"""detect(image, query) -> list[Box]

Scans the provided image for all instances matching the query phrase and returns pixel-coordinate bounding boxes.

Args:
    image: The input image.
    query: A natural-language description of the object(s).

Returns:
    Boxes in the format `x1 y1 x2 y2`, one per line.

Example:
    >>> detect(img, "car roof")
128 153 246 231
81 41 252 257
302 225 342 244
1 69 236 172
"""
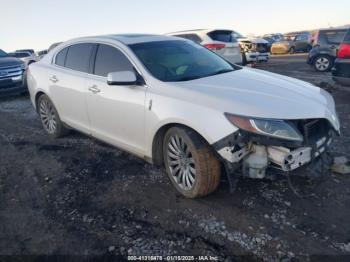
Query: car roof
67 34 182 45
167 29 236 35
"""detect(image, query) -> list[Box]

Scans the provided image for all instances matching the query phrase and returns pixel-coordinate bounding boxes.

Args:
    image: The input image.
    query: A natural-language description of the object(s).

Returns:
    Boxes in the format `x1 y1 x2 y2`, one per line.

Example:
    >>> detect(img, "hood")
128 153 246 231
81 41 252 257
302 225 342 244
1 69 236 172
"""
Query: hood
169 68 339 131
238 37 268 44
0 56 23 68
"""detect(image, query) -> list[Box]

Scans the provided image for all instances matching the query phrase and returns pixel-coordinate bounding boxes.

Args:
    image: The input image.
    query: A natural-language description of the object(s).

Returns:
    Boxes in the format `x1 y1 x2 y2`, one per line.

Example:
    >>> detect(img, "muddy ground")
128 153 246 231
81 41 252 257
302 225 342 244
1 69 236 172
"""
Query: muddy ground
0 54 350 261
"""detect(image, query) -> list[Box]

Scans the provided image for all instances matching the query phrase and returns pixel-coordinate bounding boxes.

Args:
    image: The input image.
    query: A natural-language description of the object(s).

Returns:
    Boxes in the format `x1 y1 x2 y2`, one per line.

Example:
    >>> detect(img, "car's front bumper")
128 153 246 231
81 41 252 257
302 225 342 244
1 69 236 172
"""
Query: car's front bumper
245 52 270 63
213 122 336 179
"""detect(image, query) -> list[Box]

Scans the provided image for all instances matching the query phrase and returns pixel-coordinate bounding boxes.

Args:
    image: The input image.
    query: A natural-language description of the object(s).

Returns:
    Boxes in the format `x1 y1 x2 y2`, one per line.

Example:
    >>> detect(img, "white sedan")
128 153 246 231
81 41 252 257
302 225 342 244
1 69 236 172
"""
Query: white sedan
27 34 340 198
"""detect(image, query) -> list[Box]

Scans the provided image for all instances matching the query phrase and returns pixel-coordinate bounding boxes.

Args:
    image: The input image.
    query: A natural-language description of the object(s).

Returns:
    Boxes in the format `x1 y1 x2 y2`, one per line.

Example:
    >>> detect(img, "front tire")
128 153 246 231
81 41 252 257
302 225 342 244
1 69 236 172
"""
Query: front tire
289 47 295 54
163 127 221 198
38 94 69 138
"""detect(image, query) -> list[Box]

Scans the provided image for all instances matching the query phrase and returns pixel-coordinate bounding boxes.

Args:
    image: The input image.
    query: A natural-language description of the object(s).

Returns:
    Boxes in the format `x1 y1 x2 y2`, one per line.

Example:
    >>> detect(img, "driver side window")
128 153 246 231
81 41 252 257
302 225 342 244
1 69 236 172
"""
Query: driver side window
94 44 134 77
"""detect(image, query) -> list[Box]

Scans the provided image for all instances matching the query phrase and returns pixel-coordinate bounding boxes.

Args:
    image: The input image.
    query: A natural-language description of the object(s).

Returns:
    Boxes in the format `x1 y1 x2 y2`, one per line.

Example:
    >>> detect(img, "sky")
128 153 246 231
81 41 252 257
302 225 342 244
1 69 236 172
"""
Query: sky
1 0 349 52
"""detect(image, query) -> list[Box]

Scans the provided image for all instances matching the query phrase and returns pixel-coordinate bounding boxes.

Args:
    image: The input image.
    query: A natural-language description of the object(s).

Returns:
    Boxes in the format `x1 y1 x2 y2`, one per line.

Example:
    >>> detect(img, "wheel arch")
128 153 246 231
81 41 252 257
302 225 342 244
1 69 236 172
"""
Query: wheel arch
34 91 46 112
151 122 211 166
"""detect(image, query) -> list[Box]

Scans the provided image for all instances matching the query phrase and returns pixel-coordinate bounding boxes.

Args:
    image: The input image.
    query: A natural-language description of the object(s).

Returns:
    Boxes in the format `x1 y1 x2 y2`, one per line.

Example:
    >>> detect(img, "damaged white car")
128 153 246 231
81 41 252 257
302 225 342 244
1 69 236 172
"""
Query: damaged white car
27 35 340 198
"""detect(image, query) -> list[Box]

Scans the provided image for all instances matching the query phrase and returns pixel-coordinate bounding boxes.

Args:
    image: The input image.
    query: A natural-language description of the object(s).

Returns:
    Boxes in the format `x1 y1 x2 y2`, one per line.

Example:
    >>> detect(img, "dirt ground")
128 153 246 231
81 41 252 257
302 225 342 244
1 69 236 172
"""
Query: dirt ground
0 54 350 261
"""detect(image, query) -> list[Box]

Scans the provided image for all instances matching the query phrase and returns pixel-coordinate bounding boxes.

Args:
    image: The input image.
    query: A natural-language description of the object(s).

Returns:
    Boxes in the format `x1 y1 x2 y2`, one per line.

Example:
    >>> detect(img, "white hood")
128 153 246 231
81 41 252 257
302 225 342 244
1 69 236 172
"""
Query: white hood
169 68 340 131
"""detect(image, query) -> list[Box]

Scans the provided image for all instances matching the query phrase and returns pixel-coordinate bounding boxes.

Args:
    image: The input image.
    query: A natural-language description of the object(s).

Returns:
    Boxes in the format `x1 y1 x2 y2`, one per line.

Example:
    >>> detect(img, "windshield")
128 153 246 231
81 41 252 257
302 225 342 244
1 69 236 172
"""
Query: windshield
129 40 235 82
0 49 8 58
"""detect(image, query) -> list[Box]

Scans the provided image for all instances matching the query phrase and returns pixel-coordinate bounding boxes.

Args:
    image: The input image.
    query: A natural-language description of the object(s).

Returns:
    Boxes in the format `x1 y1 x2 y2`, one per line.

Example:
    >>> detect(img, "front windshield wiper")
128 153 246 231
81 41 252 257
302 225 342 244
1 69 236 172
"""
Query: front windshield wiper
173 75 204 82
172 69 234 82
208 68 234 77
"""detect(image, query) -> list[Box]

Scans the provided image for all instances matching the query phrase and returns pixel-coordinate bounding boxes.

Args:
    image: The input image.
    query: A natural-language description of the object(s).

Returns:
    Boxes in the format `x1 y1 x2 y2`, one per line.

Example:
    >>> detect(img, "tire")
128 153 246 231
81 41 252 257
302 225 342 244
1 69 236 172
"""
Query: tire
241 53 247 66
163 127 221 198
37 94 69 138
313 55 333 72
289 47 295 54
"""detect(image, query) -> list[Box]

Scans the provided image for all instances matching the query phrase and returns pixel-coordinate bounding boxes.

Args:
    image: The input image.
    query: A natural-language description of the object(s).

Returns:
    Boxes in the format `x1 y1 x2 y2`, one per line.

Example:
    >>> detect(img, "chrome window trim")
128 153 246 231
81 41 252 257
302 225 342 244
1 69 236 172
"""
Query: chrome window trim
51 40 147 85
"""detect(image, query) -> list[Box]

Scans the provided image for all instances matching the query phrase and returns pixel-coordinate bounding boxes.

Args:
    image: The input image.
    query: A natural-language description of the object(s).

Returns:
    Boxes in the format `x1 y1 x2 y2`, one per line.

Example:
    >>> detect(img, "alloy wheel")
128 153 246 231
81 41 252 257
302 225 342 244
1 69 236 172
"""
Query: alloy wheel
39 99 57 134
315 57 330 71
166 135 196 190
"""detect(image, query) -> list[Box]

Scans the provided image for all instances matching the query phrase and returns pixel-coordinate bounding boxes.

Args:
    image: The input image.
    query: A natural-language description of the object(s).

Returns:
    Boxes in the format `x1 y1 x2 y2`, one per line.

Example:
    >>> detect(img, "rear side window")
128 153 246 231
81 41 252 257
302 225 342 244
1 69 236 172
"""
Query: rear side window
174 34 202 44
295 34 308 41
207 30 238 43
65 43 94 73
344 30 350 43
55 47 68 67
319 30 347 45
93 44 134 77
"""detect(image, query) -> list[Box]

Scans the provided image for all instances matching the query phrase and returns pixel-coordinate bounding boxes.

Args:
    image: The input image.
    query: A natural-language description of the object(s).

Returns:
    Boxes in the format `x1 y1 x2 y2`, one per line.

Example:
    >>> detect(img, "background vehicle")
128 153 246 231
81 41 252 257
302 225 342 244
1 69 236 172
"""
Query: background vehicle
238 34 270 65
8 51 38 67
271 32 312 54
48 42 63 53
0 49 27 96
15 49 35 55
307 28 347 72
167 29 242 64
36 50 48 60
333 28 350 86
262 33 284 52
28 35 339 198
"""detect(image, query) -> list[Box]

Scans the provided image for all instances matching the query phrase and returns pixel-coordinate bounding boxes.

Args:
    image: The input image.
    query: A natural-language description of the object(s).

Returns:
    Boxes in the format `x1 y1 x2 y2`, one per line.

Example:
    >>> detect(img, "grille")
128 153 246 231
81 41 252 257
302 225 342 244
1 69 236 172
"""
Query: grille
0 65 23 81
256 43 268 53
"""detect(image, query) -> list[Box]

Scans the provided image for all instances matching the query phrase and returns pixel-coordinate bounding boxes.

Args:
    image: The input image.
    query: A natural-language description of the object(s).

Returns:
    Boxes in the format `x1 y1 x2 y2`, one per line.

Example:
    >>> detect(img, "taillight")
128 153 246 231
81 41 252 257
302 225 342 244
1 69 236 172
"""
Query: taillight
204 43 226 50
338 43 350 59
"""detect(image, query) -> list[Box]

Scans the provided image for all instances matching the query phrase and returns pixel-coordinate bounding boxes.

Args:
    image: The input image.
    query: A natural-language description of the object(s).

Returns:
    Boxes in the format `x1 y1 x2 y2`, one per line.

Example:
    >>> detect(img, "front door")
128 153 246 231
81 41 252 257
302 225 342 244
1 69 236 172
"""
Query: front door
86 44 147 156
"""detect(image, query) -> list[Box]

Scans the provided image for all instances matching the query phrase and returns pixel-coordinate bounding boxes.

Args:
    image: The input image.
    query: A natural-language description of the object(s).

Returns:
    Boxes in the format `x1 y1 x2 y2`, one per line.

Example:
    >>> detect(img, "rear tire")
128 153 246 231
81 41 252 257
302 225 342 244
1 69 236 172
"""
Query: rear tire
38 94 69 138
313 55 333 72
163 127 221 198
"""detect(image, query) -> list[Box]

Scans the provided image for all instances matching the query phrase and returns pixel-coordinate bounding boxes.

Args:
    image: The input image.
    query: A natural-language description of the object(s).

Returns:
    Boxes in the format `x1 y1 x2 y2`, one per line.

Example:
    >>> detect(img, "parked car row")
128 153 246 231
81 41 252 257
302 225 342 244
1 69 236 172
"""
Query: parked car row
168 29 270 65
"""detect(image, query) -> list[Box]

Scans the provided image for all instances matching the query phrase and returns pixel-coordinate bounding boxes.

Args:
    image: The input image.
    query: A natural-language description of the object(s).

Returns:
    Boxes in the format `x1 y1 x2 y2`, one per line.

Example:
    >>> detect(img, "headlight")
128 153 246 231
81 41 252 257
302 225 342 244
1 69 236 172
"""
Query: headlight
225 113 303 142
20 63 26 70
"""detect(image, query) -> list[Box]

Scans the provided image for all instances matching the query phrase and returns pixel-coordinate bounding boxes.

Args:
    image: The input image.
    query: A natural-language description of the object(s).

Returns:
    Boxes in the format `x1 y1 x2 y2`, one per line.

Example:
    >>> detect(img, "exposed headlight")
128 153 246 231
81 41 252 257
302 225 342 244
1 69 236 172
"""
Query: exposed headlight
225 113 303 142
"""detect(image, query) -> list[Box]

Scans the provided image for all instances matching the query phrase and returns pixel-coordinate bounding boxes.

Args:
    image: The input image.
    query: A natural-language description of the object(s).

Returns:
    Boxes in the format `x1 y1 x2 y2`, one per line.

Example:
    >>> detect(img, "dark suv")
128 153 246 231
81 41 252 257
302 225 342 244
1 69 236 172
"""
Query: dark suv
332 28 350 86
0 49 26 97
307 29 347 72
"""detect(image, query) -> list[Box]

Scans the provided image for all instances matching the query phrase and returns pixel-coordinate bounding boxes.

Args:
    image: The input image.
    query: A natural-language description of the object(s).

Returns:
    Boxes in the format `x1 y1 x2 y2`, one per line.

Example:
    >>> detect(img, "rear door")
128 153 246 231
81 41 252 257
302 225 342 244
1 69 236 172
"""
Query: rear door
319 30 347 57
85 43 147 155
49 43 94 133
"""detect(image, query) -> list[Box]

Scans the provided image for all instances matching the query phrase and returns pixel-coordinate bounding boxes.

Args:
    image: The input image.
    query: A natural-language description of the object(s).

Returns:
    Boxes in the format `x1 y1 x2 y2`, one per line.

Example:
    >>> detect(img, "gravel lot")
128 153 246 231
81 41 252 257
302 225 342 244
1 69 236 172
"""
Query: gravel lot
1 54 350 261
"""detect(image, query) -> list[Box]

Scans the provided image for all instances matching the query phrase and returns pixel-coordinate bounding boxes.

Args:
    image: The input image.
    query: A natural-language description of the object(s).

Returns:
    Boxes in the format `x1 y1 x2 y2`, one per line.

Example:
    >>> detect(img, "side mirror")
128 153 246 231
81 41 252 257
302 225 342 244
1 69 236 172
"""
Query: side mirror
107 71 138 86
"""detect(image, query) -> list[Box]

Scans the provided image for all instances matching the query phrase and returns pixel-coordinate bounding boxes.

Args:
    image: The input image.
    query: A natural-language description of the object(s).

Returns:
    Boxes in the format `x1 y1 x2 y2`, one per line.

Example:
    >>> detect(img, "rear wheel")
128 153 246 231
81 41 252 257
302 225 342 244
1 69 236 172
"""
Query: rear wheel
314 55 332 72
163 127 221 198
38 94 69 138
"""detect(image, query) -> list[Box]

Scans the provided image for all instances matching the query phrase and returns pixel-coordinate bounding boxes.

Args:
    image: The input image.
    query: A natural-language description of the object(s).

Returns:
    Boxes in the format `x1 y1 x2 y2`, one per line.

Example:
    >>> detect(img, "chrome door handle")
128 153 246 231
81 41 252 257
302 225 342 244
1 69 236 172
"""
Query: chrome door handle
88 85 101 94
49 75 59 83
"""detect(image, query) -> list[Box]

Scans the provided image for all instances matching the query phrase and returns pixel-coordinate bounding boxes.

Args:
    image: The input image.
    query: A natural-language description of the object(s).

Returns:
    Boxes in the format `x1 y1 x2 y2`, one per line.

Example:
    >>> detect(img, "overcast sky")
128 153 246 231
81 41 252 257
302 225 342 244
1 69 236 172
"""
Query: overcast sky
1 0 349 52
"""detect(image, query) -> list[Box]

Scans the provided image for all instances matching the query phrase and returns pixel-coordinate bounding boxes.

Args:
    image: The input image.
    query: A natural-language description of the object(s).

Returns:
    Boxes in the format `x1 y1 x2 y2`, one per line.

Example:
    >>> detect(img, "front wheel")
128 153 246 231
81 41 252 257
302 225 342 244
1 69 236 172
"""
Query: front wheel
289 47 295 54
163 127 221 198
38 94 69 138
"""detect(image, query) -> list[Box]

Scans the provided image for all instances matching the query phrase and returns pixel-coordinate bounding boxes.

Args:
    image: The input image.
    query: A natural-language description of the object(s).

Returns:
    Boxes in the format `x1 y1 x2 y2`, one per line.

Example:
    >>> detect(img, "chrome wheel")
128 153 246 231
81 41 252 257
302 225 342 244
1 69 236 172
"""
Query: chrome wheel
315 57 330 71
167 135 196 190
39 99 57 134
